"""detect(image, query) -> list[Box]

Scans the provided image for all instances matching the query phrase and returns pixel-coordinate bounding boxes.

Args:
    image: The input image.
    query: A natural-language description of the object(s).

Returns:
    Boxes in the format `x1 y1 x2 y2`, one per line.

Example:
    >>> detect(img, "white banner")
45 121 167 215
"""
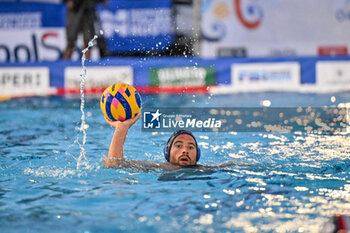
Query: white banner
64 66 134 89
0 67 51 96
0 29 66 63
316 61 350 86
201 0 350 57
231 62 301 91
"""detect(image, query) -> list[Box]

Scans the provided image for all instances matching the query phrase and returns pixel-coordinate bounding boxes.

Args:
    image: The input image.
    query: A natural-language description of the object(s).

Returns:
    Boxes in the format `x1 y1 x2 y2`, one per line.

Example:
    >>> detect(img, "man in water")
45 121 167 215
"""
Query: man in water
104 113 237 170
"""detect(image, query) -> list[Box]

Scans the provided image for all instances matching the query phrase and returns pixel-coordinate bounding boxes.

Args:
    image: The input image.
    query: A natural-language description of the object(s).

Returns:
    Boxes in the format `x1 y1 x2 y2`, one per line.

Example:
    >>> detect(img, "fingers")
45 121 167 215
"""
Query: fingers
125 112 141 127
104 117 116 127
105 113 141 128
133 112 141 122
104 116 111 124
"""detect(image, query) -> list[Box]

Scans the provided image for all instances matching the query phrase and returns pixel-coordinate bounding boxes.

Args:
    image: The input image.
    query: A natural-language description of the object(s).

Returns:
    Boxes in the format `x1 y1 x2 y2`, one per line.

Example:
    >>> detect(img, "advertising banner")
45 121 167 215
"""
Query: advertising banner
231 62 300 91
316 61 350 86
64 66 133 91
150 67 216 87
0 67 51 97
98 0 174 53
201 0 350 57
0 2 66 63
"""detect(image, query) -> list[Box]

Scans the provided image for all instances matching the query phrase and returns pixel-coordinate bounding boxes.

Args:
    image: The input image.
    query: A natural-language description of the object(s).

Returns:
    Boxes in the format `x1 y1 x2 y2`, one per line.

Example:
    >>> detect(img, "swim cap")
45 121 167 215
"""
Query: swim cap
163 130 201 162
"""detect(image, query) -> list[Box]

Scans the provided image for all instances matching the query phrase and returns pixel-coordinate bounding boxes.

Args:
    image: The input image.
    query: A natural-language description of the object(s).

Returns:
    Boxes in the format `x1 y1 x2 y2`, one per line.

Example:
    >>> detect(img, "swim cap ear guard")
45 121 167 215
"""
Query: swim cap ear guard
163 130 201 163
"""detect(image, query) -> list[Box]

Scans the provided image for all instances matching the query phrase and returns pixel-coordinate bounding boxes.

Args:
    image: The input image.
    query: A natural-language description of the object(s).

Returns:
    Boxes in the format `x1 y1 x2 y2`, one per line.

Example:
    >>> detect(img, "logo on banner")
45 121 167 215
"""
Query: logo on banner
231 62 300 90
143 109 162 129
238 70 292 82
100 9 172 38
0 67 50 97
316 61 350 85
0 3 66 62
318 46 348 56
98 3 174 53
142 108 222 131
64 66 134 89
0 31 64 63
0 12 42 29
150 67 216 87
234 0 263 30
335 4 350 22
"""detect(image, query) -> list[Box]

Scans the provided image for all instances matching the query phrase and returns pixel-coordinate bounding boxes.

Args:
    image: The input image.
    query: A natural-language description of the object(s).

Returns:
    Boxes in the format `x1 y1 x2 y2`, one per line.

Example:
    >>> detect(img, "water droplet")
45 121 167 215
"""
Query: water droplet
260 100 271 107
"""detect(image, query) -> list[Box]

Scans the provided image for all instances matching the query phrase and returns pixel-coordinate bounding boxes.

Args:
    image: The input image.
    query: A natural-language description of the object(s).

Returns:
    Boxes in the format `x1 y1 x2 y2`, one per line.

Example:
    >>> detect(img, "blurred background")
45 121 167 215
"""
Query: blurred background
1 0 350 97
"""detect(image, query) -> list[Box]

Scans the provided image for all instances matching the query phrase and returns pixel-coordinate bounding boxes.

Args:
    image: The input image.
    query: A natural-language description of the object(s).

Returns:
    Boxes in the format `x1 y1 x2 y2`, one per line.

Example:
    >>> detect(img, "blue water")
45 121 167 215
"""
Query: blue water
1 93 350 233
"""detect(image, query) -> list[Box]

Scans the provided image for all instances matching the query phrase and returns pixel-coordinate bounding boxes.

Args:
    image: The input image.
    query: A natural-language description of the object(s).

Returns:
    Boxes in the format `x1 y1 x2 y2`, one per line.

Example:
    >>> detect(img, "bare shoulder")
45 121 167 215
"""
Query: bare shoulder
104 158 249 171
104 158 181 171
197 161 250 169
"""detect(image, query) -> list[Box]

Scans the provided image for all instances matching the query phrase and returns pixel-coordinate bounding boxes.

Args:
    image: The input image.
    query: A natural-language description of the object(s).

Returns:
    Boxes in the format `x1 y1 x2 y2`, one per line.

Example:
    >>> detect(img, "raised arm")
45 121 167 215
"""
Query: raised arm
104 113 141 167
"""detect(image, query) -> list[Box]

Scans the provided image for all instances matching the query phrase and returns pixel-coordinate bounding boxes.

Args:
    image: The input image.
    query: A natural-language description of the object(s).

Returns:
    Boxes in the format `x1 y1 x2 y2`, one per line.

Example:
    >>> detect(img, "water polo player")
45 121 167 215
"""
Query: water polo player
104 114 237 170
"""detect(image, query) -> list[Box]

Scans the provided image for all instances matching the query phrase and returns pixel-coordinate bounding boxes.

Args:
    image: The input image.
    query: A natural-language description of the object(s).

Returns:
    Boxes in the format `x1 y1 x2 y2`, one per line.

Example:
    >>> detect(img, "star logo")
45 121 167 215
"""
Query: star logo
151 109 162 122
143 109 162 129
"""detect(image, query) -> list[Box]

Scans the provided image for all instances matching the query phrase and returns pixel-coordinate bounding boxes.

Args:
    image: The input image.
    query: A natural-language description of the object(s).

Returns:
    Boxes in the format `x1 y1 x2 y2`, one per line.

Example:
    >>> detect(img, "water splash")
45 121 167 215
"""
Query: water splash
76 35 98 169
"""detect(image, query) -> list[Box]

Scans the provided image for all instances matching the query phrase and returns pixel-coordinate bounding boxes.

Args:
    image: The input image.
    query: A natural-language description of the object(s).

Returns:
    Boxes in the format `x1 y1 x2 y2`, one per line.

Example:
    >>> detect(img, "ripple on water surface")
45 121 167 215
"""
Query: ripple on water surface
0 94 350 233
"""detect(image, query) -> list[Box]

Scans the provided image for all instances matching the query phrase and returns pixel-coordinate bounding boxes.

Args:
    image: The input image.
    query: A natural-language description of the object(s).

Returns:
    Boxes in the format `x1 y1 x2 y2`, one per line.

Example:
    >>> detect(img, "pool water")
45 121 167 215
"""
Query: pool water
1 93 350 233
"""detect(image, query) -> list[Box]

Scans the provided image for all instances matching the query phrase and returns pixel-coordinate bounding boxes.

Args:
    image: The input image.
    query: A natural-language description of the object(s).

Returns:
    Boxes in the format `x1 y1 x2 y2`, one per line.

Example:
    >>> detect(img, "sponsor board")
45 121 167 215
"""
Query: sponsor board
201 0 350 57
64 66 133 90
231 62 300 91
318 46 348 56
316 61 350 85
0 67 50 96
98 0 174 53
217 47 247 57
150 67 216 87
142 107 349 133
0 2 66 63
0 29 65 63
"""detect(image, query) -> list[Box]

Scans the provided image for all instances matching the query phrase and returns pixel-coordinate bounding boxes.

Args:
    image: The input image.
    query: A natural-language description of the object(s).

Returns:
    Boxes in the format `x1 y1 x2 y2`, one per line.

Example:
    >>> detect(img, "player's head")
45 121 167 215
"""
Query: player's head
163 130 201 166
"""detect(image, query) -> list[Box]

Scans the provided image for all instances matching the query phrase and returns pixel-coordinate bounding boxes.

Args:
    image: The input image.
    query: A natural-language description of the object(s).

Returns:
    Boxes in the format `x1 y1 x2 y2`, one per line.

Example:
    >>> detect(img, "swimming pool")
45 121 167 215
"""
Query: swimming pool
1 92 350 233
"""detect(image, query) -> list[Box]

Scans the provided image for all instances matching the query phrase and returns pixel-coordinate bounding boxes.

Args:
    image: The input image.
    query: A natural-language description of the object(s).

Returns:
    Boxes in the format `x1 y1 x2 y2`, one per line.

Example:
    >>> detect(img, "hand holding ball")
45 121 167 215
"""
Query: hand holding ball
100 83 142 122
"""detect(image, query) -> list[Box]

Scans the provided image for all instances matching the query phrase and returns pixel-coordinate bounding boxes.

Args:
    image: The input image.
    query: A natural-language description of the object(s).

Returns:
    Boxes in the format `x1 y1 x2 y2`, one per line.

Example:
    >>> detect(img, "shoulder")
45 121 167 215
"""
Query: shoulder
104 158 177 171
195 161 246 169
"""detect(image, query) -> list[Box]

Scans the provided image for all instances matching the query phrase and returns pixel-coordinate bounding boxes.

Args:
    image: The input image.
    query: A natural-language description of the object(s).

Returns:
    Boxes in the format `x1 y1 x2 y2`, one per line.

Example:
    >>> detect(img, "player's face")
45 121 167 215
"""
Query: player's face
169 134 197 166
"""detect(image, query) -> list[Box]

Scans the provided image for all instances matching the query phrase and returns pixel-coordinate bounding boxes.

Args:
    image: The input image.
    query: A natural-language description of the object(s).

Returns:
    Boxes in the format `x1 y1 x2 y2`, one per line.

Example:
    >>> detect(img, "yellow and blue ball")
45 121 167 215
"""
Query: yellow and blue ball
100 83 142 122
